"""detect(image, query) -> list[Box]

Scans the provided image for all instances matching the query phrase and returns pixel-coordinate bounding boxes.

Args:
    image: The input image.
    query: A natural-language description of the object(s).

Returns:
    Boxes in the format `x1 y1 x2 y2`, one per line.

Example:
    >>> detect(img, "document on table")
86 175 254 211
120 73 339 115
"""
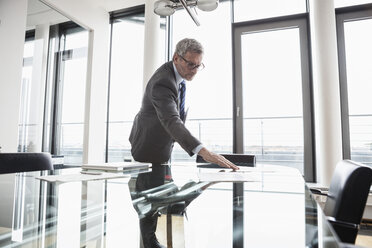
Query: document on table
236 166 277 173
198 170 262 182
82 162 151 171
36 172 130 183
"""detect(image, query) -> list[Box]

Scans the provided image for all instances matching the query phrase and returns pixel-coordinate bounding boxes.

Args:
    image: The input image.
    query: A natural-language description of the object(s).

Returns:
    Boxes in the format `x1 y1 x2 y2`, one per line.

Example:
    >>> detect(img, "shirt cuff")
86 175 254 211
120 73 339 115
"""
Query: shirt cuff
192 144 204 155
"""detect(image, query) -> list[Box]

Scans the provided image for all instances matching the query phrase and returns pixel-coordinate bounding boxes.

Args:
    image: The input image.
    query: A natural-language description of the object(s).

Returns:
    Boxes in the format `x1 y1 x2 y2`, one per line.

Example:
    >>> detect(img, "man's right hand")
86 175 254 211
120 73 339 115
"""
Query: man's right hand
198 147 239 171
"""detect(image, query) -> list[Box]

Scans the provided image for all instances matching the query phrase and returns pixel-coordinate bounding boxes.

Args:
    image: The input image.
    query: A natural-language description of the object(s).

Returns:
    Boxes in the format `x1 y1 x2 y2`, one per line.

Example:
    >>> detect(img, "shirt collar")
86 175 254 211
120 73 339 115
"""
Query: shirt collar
173 62 185 87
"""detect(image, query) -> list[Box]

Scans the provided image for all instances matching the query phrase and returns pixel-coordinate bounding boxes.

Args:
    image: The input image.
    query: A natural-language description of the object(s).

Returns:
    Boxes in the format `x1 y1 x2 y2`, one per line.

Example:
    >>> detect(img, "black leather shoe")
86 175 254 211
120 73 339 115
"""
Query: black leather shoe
140 215 166 248
143 236 166 248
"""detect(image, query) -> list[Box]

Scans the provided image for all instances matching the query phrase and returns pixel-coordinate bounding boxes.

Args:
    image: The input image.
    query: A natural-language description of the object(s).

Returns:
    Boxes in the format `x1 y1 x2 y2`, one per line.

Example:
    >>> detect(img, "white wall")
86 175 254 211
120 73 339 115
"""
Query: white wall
0 0 28 152
0 0 27 229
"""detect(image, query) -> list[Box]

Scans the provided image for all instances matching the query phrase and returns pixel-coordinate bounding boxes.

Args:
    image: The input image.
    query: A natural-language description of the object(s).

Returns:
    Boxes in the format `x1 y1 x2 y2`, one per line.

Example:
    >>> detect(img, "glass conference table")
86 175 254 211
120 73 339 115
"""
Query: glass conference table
0 163 342 248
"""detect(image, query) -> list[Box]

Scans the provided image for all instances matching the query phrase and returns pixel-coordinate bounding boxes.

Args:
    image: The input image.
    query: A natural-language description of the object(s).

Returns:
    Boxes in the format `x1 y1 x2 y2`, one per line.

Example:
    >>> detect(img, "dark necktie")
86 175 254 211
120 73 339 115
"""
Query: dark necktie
179 81 186 121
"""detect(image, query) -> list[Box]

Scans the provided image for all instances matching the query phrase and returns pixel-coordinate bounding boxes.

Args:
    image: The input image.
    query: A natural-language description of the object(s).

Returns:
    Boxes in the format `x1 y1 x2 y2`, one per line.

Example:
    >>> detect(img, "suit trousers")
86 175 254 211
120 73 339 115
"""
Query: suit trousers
136 164 167 248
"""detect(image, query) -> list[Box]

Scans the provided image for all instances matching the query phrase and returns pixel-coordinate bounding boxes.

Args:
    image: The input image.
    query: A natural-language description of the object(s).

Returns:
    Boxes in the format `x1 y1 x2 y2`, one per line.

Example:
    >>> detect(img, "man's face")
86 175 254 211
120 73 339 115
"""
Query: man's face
174 52 203 81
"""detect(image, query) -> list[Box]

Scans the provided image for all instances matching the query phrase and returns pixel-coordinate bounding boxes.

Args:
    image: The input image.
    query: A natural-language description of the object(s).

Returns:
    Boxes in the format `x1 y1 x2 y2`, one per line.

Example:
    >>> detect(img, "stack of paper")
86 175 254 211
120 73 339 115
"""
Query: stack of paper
82 162 151 171
36 172 130 183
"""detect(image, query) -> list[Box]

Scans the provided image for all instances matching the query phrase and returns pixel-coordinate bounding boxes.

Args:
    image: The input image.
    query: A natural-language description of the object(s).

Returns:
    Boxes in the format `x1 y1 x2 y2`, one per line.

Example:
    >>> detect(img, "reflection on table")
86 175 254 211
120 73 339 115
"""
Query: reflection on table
0 164 341 247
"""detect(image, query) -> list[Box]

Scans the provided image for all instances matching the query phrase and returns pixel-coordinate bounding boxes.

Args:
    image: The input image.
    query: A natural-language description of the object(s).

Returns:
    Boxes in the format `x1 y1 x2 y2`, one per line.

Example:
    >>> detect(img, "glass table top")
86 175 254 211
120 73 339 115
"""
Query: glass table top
0 163 341 248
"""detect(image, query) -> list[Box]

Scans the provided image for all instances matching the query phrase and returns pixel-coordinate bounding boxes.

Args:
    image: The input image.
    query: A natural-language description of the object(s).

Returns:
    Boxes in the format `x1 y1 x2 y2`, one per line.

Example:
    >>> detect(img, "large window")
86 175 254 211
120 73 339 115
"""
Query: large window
337 5 372 165
106 7 166 162
171 1 234 162
233 15 314 180
106 2 315 180
44 23 88 165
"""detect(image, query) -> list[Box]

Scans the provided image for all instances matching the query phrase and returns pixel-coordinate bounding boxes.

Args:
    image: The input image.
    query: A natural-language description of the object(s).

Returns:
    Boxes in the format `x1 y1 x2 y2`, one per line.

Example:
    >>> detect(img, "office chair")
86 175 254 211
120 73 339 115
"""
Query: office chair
0 152 53 174
313 160 372 244
196 153 256 168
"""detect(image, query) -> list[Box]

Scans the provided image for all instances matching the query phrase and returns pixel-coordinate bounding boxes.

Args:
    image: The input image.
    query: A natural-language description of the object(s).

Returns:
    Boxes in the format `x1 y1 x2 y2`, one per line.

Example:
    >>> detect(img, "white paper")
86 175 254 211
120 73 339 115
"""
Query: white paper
36 172 129 183
198 170 262 182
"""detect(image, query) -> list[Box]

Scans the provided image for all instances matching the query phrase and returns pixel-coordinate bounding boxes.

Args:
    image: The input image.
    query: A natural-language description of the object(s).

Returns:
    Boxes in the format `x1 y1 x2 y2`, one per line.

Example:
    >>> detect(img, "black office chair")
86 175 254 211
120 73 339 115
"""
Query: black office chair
0 152 54 174
196 153 256 168
313 160 372 244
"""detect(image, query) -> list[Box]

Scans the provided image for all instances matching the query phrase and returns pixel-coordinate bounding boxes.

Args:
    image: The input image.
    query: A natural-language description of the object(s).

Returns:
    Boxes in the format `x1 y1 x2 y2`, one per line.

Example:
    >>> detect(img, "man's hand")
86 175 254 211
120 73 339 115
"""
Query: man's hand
198 148 239 171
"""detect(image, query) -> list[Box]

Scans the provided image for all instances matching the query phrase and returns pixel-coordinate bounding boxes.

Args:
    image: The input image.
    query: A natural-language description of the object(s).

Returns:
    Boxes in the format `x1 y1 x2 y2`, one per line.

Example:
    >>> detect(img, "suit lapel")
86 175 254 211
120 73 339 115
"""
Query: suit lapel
164 61 180 110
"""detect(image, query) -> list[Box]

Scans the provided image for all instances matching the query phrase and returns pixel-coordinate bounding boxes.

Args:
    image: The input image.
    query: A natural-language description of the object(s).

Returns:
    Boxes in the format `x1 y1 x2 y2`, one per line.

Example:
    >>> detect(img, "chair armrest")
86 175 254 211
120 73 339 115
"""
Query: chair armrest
326 216 359 230
310 187 328 196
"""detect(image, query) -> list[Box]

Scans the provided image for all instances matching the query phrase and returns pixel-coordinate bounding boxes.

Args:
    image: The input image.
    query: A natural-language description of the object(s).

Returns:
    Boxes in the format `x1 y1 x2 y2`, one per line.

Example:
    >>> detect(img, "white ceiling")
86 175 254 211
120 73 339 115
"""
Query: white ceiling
26 0 144 30
101 0 144 12
27 0 50 15
27 0 68 29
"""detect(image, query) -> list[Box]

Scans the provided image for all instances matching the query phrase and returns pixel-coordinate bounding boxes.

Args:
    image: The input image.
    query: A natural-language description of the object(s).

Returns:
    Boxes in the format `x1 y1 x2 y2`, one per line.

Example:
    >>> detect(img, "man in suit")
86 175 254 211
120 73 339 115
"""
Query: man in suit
129 38 238 248
129 38 238 170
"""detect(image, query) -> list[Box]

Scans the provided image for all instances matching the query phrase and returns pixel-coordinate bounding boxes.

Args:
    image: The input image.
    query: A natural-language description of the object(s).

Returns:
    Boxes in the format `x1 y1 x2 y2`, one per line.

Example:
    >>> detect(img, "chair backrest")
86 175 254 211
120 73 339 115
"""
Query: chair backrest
0 152 53 174
196 153 256 168
323 160 372 243
324 160 372 223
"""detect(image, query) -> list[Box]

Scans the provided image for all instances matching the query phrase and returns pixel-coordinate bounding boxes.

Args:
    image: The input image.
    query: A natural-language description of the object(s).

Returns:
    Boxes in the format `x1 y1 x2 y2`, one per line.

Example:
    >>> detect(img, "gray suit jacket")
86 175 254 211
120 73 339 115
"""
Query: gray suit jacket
129 61 201 163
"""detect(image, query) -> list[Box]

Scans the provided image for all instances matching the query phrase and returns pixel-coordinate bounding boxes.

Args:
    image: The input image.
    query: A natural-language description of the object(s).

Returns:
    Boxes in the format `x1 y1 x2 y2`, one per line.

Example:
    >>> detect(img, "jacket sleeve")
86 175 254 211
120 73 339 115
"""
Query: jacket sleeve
149 77 201 156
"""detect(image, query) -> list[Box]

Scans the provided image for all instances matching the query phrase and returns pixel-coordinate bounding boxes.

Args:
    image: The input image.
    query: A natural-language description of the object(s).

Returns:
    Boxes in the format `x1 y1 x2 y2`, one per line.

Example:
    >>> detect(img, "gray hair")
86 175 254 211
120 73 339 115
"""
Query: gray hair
174 38 204 57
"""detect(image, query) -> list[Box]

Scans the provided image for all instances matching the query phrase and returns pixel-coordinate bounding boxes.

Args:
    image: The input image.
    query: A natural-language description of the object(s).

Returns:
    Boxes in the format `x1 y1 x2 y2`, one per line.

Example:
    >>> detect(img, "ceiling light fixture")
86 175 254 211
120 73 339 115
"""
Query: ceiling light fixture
154 0 219 26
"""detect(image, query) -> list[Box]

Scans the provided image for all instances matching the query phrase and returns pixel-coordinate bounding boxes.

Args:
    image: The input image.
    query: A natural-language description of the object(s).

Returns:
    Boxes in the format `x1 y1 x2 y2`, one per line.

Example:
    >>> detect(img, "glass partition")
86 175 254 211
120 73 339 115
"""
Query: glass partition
20 0 89 165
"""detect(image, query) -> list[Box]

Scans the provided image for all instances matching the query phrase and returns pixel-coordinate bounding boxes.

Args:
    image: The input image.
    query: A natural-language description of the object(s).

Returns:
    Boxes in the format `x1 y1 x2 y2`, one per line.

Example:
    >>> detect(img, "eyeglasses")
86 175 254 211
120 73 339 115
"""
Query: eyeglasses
179 55 205 71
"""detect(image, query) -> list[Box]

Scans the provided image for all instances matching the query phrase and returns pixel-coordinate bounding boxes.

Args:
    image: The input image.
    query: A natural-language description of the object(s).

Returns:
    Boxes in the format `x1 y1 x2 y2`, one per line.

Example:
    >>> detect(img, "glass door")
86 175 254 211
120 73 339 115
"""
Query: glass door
233 15 314 180
58 30 89 165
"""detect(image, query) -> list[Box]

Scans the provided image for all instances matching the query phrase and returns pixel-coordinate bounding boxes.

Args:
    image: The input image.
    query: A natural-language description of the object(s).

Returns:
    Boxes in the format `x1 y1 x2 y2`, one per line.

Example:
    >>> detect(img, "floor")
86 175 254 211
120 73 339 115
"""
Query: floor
356 223 372 247
156 216 372 248
156 214 185 248
1 218 372 247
